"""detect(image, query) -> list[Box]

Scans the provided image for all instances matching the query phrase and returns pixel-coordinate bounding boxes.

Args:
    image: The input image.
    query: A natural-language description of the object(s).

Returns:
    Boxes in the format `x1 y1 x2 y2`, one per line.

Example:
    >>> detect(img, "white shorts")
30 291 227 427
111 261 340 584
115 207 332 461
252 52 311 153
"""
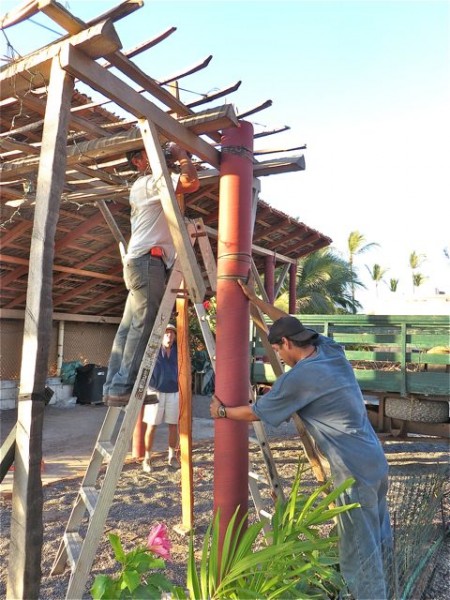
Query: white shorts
143 391 179 426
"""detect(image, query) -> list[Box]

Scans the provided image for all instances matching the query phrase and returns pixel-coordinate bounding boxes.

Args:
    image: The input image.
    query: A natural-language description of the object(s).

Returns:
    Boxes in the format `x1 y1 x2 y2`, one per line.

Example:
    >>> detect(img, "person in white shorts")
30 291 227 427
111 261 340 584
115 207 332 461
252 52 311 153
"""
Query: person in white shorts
142 323 180 473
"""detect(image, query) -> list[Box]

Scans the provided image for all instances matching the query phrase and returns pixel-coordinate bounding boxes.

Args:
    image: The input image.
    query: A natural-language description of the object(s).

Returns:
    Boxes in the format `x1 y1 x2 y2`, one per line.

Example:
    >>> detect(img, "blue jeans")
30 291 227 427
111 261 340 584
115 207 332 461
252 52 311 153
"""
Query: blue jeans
336 475 393 599
104 254 167 397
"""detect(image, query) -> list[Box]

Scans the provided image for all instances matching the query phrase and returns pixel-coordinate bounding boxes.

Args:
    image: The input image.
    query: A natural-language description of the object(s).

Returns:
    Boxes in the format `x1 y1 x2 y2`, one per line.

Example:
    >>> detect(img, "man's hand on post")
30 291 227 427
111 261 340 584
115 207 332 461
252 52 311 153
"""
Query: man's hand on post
210 394 222 419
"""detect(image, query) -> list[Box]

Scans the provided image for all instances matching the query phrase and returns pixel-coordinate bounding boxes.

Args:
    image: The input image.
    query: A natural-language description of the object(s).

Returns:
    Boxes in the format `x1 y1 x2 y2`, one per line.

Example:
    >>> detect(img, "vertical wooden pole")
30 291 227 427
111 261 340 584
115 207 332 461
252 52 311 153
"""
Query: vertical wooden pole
6 55 74 600
176 272 194 532
264 254 275 304
171 81 194 532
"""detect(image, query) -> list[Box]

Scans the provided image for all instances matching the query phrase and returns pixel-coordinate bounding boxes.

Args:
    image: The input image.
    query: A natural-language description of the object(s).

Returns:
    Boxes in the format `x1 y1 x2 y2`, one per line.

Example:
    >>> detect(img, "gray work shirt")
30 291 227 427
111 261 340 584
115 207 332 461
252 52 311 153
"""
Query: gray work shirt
252 335 388 486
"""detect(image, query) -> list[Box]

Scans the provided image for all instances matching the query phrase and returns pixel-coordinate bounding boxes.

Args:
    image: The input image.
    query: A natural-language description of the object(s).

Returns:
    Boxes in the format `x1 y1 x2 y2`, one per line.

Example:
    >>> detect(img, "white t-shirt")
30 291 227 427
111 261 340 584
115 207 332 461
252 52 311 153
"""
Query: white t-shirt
125 172 179 267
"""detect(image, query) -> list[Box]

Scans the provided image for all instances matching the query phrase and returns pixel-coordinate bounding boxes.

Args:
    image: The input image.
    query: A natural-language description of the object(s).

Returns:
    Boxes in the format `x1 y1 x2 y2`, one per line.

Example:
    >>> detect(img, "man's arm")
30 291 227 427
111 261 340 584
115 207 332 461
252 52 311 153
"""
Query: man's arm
168 142 199 193
237 279 287 322
210 394 260 422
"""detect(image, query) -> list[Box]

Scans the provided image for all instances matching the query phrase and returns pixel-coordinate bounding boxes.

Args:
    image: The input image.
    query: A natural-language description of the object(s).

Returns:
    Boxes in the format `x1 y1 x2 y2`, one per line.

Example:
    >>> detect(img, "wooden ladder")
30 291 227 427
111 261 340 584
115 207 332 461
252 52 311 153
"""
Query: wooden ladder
51 118 211 598
50 265 185 598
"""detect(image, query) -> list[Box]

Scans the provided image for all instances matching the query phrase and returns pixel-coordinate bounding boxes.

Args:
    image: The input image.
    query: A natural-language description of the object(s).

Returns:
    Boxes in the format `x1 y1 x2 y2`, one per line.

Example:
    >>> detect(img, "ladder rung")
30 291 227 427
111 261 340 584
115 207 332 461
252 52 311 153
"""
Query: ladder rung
249 471 267 484
96 441 114 461
259 509 272 520
64 532 83 570
80 486 99 516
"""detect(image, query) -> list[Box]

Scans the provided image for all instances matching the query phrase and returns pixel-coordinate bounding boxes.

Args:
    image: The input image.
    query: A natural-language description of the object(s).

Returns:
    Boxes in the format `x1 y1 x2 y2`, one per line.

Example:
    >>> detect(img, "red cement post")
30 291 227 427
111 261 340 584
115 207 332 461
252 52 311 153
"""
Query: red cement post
214 121 254 545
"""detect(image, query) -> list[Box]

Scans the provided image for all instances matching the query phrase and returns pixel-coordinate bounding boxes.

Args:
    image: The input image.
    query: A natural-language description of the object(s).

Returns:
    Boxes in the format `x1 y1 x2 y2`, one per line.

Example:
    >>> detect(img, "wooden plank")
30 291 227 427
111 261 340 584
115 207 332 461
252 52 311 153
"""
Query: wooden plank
19 93 109 138
0 19 122 100
38 0 86 35
59 44 220 167
96 199 127 256
6 56 74 600
203 224 297 264
158 54 213 85
0 104 235 181
178 104 238 134
0 0 39 29
0 308 121 323
0 424 16 483
187 80 242 108
197 155 306 184
87 0 143 27
0 253 123 282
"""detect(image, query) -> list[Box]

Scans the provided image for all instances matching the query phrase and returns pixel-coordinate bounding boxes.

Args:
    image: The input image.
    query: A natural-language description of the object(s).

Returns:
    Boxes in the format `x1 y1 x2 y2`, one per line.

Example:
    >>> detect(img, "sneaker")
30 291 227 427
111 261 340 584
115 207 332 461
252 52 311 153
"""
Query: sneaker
142 459 152 473
168 456 180 470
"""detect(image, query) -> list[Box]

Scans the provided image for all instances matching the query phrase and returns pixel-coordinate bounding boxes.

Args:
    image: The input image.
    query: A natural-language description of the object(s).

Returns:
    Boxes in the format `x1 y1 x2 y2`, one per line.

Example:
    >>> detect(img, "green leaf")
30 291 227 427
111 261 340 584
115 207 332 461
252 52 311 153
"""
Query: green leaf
108 533 126 564
90 574 120 600
121 569 141 593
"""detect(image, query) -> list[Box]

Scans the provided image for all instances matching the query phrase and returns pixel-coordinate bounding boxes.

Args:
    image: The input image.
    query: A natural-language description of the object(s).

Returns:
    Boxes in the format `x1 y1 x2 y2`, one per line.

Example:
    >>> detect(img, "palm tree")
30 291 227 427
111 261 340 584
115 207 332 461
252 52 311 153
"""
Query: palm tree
366 263 388 296
409 251 426 293
412 272 427 293
276 247 363 314
347 231 379 305
389 278 399 292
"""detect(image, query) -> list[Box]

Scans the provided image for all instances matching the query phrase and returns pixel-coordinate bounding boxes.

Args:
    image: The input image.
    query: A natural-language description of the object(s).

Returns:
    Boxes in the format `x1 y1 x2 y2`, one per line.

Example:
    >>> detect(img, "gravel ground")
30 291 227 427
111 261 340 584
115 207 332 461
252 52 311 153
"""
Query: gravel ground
1 435 449 599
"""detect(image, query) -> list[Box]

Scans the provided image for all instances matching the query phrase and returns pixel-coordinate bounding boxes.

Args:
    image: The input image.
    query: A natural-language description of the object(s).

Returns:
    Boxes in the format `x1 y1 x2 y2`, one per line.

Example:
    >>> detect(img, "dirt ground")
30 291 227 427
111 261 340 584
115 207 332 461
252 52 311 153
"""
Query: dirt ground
0 428 449 599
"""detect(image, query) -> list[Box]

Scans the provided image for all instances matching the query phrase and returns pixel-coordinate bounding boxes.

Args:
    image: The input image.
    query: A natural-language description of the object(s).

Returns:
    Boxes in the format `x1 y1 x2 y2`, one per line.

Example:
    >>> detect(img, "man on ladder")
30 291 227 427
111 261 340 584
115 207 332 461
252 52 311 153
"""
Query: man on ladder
103 143 199 407
210 279 393 600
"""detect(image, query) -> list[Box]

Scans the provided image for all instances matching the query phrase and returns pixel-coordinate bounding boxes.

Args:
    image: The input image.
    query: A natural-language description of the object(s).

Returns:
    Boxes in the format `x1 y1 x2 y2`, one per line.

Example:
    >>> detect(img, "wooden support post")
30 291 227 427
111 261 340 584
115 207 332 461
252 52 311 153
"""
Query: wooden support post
171 81 194 533
6 56 74 600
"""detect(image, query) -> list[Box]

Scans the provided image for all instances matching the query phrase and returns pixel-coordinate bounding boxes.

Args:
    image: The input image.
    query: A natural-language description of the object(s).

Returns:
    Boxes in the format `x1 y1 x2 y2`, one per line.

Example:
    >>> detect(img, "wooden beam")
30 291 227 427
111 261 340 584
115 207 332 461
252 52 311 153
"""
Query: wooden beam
0 0 40 29
59 44 220 167
19 93 109 138
0 19 122 100
186 80 242 108
158 55 213 85
0 253 123 283
197 155 306 186
6 56 74 600
0 308 121 323
203 225 297 264
38 0 86 35
0 104 233 180
178 104 238 135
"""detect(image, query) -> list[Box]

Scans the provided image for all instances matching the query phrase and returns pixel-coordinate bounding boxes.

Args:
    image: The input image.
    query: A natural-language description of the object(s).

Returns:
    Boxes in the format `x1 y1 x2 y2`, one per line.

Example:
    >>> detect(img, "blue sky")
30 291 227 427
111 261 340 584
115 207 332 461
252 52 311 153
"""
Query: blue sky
1 0 449 310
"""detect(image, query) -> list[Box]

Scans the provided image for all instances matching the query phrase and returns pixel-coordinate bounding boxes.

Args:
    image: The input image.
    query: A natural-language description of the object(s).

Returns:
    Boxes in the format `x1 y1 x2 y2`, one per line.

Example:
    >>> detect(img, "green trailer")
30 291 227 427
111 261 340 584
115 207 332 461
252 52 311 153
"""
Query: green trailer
250 315 449 438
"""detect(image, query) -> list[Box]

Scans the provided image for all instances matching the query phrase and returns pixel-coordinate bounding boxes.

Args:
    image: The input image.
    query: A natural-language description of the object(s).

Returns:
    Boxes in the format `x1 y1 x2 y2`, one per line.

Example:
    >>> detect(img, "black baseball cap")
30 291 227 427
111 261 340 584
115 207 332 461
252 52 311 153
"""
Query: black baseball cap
268 316 318 344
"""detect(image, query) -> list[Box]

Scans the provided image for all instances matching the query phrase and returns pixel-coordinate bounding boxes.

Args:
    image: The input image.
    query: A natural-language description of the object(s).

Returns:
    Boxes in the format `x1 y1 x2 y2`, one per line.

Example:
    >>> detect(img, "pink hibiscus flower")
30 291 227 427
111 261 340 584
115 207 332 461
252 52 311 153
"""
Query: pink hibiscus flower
147 523 171 559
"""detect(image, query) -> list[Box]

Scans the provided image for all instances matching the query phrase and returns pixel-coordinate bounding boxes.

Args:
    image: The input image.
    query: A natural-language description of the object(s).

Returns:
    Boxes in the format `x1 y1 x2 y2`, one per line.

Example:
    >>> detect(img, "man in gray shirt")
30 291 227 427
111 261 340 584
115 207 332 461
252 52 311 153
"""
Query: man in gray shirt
210 280 392 599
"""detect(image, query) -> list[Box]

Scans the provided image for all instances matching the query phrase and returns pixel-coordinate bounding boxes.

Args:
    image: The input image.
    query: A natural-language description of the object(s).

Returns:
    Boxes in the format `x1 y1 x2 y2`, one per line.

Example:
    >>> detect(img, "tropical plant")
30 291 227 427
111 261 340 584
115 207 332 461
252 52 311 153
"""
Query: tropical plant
91 524 181 599
389 278 399 292
347 231 379 304
408 251 426 270
412 272 427 292
409 251 427 293
184 464 358 599
366 263 388 296
277 248 363 315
